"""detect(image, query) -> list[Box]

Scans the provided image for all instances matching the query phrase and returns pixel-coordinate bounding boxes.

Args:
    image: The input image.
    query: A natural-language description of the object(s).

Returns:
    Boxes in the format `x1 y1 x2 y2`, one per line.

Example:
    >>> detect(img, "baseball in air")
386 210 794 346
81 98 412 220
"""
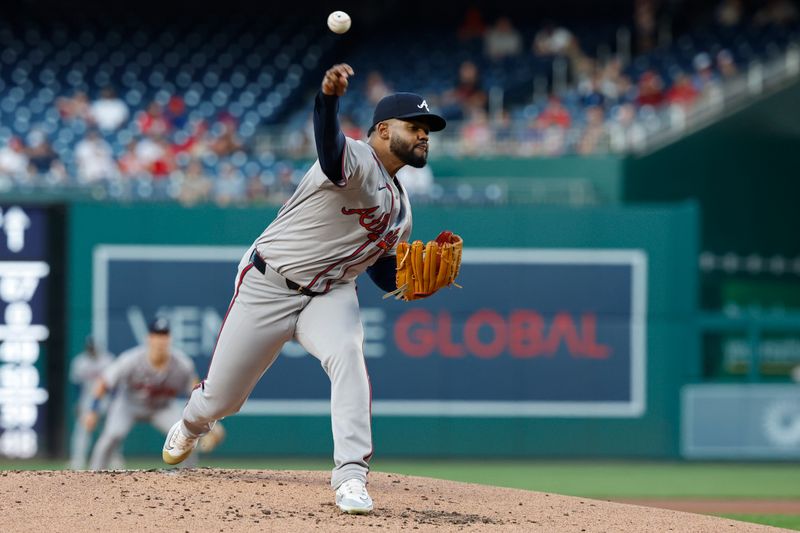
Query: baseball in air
327 11 351 34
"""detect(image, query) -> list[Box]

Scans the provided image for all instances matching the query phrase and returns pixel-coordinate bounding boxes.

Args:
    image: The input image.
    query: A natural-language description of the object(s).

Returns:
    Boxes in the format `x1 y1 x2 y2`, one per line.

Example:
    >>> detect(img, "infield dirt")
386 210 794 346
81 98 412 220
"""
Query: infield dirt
0 469 792 532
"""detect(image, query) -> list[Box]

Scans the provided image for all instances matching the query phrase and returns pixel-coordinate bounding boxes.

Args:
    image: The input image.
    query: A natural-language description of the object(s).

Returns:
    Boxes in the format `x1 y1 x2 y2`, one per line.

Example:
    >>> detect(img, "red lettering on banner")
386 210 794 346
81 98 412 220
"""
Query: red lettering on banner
393 309 612 359
437 312 464 357
509 310 546 357
464 309 507 358
394 309 434 357
580 313 610 358
544 312 584 354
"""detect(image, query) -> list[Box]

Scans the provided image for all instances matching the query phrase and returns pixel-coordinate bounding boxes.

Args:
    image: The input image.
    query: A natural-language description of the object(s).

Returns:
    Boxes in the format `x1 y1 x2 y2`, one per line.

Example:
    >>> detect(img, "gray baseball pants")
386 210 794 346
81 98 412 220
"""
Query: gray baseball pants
181 246 372 489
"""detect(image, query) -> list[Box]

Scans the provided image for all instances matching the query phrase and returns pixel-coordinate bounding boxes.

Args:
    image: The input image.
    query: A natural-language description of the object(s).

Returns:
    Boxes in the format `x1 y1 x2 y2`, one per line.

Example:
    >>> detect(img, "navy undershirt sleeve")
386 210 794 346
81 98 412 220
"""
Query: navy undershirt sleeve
366 256 397 293
313 91 346 184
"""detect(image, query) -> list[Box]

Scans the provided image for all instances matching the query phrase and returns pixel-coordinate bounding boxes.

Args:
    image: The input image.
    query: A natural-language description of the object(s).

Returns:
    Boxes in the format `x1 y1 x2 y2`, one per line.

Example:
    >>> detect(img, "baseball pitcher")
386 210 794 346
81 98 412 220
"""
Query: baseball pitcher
162 64 462 514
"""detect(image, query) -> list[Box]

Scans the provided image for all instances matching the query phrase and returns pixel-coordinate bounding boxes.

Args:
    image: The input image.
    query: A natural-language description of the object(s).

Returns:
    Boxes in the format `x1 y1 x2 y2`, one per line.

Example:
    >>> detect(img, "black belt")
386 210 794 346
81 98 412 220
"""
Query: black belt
250 250 323 297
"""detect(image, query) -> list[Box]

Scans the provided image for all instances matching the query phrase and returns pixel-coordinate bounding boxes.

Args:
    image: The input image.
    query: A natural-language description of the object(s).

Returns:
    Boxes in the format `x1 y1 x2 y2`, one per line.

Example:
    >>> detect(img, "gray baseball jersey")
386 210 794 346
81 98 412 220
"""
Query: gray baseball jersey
103 346 197 410
180 136 412 488
70 349 115 413
255 138 412 292
89 346 197 470
69 349 114 470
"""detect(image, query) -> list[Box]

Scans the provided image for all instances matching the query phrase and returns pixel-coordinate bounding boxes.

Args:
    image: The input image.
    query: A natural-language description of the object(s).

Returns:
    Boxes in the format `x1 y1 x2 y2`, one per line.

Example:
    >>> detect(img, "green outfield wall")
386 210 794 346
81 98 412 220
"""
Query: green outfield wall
64 201 698 459
431 155 624 205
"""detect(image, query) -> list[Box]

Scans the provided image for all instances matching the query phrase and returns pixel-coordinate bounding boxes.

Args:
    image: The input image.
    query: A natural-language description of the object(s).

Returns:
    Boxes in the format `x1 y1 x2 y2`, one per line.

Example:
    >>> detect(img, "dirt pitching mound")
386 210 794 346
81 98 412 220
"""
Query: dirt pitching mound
0 469 791 532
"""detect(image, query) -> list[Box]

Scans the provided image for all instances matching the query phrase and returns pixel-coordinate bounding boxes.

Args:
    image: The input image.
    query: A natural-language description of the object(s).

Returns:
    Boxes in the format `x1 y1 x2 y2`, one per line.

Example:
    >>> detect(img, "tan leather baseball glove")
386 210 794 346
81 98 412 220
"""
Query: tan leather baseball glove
387 231 463 301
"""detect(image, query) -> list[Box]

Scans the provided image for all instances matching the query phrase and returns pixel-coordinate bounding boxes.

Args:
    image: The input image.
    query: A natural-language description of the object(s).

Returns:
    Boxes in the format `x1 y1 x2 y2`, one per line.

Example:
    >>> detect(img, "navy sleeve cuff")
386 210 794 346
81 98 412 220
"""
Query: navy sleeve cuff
366 256 397 293
313 91 346 184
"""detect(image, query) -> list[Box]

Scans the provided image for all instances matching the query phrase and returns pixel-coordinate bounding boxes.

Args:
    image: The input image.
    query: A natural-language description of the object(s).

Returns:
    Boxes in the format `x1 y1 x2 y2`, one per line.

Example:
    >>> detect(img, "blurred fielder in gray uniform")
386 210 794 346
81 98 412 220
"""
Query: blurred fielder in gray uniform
68 336 114 470
162 63 447 514
85 318 222 469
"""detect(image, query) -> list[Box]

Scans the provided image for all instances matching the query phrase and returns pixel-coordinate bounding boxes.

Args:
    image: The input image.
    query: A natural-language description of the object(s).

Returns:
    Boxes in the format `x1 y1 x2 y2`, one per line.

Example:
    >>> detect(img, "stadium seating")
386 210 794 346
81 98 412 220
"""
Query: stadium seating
0 14 797 203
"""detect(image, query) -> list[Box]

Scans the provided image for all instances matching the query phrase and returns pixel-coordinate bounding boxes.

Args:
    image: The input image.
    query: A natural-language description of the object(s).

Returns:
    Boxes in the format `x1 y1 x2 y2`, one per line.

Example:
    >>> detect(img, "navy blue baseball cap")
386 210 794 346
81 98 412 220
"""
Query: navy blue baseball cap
148 317 170 334
369 92 447 135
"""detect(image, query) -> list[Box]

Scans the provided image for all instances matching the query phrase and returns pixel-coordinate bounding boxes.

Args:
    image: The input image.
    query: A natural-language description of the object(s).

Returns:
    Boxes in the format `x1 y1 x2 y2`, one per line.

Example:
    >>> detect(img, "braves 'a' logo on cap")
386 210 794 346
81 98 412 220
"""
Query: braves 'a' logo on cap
417 99 430 112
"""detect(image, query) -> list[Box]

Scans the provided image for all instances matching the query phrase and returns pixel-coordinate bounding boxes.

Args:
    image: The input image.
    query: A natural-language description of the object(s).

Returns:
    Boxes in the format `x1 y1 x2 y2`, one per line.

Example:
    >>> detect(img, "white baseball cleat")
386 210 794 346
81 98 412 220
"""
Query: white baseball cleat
335 478 373 514
162 421 198 465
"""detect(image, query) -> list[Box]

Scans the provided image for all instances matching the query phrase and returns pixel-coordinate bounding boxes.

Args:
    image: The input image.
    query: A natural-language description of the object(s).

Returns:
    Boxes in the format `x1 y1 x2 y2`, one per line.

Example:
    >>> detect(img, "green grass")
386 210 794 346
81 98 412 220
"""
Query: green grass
4 458 799 500
719 514 800 531
368 460 800 499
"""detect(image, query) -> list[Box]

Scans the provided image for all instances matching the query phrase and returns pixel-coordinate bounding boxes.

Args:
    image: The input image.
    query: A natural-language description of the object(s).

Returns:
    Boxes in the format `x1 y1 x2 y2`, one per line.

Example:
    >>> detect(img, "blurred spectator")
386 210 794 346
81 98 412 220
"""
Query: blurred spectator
214 162 246 206
442 60 488 118
56 91 90 122
42 160 69 186
460 108 494 155
396 164 434 199
492 109 516 154
217 111 239 131
634 0 657 53
717 49 739 80
754 0 799 26
137 102 171 136
165 96 189 130
136 135 174 178
118 140 146 177
578 71 606 108
89 87 129 131
577 106 609 155
340 115 364 140
365 71 391 105
518 117 546 156
534 20 588 80
458 6 486 41
484 16 522 61
537 96 572 129
716 0 744 27
246 171 270 203
270 163 298 203
75 130 116 184
209 122 243 157
25 128 67 186
533 21 577 57
541 124 567 156
25 129 58 175
176 160 213 206
636 71 665 107
285 115 313 158
597 58 624 101
0 137 31 182
615 74 639 104
173 120 209 158
608 103 647 152
692 53 722 97
666 72 700 108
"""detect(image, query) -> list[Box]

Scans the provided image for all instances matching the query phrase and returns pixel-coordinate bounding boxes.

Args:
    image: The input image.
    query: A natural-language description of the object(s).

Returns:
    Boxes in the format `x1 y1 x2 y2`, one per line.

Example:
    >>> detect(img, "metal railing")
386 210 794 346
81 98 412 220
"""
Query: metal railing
698 311 800 382
636 42 800 154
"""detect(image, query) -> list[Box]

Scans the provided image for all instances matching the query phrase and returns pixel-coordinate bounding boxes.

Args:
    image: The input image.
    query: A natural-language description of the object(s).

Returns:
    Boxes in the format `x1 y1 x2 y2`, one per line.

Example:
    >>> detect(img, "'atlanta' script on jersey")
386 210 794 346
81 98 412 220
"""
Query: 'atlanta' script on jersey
341 205 400 250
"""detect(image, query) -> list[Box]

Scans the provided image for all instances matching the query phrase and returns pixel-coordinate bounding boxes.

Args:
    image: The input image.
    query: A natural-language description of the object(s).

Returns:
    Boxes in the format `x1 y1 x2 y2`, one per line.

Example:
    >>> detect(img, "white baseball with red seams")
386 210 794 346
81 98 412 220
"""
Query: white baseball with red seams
178 137 411 490
327 11 351 34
